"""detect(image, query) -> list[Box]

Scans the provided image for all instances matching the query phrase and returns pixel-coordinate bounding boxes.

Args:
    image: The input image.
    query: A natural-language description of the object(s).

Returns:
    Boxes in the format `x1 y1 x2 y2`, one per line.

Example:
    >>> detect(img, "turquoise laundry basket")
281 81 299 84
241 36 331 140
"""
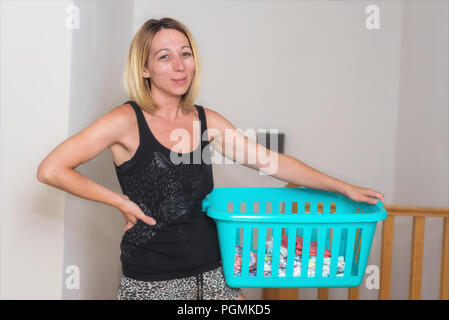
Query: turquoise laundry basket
202 187 387 288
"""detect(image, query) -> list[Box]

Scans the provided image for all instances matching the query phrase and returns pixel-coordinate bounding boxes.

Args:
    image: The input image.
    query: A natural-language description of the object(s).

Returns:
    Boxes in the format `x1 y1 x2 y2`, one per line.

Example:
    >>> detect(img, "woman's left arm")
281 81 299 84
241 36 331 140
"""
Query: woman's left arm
273 153 385 205
204 108 385 206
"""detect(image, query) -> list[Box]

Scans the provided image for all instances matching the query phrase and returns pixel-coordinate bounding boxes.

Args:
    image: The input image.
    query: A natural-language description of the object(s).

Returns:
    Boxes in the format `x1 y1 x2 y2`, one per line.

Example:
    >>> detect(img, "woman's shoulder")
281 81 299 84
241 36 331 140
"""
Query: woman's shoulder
202 106 217 121
202 106 229 124
109 103 138 126
201 106 238 137
102 103 139 145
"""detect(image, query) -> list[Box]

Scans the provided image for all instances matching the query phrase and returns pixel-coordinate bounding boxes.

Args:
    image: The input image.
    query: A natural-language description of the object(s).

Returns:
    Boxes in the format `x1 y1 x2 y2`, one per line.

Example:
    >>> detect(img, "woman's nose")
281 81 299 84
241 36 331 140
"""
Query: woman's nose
173 57 185 71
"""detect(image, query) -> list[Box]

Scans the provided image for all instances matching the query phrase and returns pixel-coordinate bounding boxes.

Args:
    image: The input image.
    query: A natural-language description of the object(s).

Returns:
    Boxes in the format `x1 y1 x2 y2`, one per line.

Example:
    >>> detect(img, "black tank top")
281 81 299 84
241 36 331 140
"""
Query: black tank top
114 100 221 281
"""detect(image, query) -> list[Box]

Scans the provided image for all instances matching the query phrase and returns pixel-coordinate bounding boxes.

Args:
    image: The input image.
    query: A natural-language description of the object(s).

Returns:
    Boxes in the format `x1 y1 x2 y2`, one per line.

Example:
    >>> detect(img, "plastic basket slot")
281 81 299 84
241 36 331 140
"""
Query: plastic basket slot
256 227 267 277
241 227 252 277
263 228 273 277
252 227 258 250
234 228 238 244
270 200 288 214
338 228 349 277
354 209 363 264
270 227 282 278
315 227 327 278
279 201 285 214
266 202 272 214
331 202 337 214
304 202 311 214
299 228 312 278
310 228 320 277
356 225 374 277
251 227 258 276
292 201 298 214
329 227 342 277
354 228 363 264
253 201 259 213
344 227 357 277
284 227 297 277
234 227 241 277
227 202 233 213
317 202 324 214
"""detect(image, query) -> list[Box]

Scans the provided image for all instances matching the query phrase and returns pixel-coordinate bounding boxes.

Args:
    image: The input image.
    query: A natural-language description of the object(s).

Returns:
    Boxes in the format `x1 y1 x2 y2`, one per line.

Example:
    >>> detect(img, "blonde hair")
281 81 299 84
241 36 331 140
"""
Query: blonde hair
123 17 201 114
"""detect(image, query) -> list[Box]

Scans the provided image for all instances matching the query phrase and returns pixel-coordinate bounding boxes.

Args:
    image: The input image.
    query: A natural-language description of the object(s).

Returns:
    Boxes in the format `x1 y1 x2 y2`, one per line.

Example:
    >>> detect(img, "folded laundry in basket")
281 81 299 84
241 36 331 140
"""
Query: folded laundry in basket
265 239 345 277
280 234 332 258
234 245 257 276
233 239 345 277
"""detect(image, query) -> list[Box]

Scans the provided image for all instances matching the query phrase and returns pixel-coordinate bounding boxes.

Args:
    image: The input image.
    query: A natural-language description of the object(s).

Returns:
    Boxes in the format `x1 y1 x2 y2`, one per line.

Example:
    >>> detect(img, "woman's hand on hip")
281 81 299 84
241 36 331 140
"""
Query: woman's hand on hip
118 195 157 232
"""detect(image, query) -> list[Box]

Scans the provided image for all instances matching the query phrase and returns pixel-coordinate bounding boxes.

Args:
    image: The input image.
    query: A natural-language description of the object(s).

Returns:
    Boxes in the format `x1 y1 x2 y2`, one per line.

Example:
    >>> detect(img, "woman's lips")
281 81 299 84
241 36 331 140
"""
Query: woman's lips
172 77 187 85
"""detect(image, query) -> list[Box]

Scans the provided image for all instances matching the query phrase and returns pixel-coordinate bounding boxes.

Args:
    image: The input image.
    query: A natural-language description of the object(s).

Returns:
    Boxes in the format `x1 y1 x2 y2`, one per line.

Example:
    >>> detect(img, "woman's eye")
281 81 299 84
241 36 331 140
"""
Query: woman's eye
159 52 191 60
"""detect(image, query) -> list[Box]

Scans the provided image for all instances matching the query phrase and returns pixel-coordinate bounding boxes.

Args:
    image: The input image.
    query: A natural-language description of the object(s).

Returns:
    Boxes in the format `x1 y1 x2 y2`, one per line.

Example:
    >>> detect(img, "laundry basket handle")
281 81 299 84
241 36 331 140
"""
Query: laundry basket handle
375 197 385 209
202 197 212 212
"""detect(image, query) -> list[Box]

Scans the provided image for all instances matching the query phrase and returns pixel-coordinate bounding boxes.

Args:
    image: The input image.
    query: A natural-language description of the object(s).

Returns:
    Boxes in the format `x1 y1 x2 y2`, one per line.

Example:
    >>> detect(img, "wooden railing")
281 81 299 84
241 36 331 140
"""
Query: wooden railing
379 205 449 300
262 185 449 300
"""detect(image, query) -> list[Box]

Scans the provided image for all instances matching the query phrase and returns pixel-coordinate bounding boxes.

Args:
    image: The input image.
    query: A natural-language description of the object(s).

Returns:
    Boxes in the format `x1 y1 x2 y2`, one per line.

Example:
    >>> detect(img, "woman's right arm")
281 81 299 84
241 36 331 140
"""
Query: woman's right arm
36 104 156 230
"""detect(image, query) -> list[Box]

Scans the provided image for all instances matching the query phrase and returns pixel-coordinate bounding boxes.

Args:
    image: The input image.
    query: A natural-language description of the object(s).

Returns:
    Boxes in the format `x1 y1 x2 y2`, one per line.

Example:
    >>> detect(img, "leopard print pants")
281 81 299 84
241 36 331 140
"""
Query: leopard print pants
117 265 242 300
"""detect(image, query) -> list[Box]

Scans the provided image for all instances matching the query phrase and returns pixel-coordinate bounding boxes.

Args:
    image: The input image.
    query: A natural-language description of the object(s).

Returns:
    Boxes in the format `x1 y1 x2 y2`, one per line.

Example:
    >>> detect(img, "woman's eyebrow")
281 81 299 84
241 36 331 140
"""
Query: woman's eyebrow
154 45 191 57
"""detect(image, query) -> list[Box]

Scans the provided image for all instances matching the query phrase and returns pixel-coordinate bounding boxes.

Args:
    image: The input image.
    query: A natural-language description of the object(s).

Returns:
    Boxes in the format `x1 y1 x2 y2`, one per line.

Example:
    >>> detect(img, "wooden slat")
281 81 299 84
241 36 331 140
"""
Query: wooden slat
279 288 299 300
262 288 277 300
348 286 360 300
440 218 449 300
352 223 362 264
386 206 449 218
379 215 395 300
262 288 298 300
317 288 328 300
409 216 425 300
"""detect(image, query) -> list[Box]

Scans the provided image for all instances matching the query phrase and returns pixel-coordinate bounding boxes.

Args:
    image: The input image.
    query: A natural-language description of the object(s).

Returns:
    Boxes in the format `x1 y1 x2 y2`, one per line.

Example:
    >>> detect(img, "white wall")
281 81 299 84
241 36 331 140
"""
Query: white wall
0 0 72 299
0 0 447 300
62 0 134 300
391 0 448 300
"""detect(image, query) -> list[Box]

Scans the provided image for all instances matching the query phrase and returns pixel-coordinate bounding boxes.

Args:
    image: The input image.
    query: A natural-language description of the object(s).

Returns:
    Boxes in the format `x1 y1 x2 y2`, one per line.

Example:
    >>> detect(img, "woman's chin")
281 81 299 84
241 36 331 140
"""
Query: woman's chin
170 87 189 96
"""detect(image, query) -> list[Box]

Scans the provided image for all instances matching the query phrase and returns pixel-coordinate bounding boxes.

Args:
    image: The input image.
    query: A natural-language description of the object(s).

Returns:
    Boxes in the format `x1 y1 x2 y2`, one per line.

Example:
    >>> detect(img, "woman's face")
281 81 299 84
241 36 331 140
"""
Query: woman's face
144 28 195 99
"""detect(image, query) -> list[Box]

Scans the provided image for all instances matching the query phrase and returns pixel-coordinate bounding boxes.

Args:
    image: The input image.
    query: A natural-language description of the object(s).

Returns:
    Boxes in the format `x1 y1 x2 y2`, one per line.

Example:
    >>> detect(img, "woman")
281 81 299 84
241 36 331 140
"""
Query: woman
37 17 384 300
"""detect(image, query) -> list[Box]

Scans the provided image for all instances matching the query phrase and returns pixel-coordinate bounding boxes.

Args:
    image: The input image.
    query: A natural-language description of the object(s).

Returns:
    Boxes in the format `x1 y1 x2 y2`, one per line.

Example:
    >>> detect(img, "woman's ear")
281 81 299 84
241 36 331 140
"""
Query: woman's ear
143 66 150 78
